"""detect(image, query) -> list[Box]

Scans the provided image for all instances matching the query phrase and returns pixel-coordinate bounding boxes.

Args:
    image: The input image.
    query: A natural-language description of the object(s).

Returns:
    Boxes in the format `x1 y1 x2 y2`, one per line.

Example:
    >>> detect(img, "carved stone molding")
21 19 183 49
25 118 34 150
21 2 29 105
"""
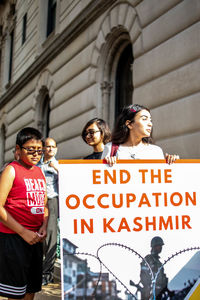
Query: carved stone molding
100 81 113 93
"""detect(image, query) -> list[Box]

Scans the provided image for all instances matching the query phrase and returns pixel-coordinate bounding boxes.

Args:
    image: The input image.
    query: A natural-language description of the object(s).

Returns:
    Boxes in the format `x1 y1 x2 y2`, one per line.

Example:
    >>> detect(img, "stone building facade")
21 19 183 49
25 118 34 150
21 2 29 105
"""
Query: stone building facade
0 0 200 164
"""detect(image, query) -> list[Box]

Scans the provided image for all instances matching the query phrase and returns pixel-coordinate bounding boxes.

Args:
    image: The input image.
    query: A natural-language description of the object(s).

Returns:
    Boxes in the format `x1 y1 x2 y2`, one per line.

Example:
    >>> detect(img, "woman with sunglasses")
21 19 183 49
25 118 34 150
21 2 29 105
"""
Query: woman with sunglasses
102 104 179 165
82 118 111 159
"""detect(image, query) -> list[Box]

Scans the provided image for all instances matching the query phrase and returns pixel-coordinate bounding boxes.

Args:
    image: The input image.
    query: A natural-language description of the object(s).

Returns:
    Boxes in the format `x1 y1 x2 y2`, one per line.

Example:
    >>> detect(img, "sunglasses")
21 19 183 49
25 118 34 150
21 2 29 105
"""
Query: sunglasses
21 147 44 155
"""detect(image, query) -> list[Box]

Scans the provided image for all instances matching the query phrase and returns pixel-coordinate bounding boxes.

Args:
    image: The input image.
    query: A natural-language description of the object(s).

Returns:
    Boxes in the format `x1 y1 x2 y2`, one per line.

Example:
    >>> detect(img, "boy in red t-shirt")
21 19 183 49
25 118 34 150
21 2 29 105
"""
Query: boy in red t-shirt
0 127 48 300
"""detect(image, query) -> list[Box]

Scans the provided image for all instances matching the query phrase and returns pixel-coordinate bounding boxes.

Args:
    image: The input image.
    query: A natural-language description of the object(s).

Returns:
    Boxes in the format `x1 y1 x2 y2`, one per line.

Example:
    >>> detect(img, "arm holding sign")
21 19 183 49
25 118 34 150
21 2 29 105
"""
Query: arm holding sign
165 153 180 164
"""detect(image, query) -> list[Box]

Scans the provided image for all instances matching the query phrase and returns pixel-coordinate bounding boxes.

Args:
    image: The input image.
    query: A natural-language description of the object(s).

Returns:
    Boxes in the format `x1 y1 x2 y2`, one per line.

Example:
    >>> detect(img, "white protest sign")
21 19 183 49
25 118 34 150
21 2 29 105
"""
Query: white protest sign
59 159 200 300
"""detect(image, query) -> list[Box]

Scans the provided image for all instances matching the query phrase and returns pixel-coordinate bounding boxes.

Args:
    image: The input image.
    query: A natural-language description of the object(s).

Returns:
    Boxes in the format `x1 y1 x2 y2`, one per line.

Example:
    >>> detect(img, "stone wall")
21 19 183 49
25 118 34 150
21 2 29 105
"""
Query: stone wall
0 0 199 162
133 0 200 157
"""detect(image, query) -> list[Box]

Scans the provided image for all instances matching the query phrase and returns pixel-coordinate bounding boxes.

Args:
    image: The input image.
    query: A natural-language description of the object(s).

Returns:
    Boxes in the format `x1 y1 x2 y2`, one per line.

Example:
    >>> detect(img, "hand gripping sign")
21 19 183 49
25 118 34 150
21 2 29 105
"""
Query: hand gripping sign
59 159 200 300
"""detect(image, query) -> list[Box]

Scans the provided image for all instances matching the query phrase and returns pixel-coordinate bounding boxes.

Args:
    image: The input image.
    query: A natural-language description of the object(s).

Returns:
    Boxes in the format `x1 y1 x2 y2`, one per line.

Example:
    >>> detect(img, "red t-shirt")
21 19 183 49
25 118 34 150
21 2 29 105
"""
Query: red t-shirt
0 161 46 234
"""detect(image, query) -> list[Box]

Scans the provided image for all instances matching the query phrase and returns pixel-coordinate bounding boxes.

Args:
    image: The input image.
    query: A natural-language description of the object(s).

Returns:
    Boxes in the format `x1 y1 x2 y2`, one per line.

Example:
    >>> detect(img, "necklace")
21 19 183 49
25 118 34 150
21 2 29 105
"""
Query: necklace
128 147 136 159
127 143 146 159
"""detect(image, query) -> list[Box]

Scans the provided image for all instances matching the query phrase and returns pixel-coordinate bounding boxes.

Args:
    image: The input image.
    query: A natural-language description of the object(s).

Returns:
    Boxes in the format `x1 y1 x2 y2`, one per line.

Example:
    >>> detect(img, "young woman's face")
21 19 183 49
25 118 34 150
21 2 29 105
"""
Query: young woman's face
84 123 103 147
128 109 152 138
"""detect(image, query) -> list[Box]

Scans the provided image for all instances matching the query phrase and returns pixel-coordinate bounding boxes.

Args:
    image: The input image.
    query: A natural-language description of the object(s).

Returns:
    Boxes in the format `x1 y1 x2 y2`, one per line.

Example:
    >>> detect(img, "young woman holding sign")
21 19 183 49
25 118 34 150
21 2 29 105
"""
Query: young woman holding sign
82 118 111 159
102 104 179 165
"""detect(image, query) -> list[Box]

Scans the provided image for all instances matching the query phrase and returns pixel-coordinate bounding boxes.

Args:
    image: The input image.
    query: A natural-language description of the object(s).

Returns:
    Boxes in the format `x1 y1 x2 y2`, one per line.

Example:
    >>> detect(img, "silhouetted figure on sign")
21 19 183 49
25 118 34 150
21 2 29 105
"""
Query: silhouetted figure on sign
140 236 168 299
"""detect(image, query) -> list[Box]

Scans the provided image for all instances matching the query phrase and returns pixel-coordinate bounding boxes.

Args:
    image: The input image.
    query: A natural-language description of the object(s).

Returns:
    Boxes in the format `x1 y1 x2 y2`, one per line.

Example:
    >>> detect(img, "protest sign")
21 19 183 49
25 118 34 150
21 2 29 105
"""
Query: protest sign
59 159 200 300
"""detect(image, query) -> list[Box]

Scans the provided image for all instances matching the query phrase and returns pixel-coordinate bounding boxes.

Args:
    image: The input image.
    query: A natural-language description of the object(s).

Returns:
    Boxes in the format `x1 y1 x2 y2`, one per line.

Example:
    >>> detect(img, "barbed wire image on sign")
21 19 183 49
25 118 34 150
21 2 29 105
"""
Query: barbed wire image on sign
97 242 153 299
62 237 200 300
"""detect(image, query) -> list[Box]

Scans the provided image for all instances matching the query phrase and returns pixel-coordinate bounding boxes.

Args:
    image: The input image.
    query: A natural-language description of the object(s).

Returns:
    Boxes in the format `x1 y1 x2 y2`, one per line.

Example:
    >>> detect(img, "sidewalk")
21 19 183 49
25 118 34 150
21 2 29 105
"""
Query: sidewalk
35 281 61 300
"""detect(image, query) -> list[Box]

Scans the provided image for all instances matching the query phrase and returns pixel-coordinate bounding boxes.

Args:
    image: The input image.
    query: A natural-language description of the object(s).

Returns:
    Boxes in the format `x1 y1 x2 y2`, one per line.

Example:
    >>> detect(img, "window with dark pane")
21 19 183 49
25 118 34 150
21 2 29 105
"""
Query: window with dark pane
47 0 56 37
8 30 14 81
22 13 27 45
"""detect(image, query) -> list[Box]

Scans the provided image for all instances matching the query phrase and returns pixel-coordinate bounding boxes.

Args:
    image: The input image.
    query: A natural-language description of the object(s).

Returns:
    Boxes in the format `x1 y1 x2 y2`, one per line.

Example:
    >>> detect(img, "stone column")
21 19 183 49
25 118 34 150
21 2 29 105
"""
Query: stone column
100 81 113 122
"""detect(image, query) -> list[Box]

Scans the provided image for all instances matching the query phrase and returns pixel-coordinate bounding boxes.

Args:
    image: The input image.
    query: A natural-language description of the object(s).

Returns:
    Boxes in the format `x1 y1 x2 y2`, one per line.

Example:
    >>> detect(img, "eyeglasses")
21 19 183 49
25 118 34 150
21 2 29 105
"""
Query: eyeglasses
83 130 100 137
21 147 44 155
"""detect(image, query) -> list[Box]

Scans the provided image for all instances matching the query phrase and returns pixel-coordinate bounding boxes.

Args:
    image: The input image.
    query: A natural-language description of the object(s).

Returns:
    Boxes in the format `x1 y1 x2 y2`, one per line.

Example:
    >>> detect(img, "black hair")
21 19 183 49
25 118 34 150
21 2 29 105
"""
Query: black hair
82 118 111 145
16 127 44 147
112 104 153 145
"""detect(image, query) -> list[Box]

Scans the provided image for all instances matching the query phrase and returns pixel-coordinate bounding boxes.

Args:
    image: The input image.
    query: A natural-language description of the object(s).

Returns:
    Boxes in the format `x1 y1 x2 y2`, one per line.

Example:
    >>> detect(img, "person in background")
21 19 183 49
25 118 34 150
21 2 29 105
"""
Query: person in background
38 137 59 285
0 127 48 300
102 104 179 165
81 118 111 159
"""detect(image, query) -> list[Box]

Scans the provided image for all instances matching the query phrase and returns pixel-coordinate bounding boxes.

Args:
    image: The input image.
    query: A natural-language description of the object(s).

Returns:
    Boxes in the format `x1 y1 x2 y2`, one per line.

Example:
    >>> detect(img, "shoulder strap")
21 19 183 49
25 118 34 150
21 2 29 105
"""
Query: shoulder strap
111 143 119 157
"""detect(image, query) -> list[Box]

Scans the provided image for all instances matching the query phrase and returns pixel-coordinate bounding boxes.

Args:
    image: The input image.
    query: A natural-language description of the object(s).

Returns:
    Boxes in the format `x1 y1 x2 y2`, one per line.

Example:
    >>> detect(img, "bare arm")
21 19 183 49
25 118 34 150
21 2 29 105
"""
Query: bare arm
102 143 117 166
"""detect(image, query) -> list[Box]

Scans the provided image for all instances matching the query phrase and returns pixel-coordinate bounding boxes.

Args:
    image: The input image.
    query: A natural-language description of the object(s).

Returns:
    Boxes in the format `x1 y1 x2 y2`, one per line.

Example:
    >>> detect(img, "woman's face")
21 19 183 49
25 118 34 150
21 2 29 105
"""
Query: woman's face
84 123 103 147
128 109 152 138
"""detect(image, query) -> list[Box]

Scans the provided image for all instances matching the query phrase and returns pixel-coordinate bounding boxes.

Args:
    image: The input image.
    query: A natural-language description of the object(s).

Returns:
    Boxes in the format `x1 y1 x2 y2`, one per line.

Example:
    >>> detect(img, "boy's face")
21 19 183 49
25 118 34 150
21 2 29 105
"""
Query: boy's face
17 139 43 167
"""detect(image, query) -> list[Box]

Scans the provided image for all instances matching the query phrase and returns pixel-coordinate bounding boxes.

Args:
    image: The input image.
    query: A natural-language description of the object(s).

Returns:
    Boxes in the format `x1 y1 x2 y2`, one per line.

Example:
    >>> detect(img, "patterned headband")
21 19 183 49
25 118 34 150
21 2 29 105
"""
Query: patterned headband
129 108 136 112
